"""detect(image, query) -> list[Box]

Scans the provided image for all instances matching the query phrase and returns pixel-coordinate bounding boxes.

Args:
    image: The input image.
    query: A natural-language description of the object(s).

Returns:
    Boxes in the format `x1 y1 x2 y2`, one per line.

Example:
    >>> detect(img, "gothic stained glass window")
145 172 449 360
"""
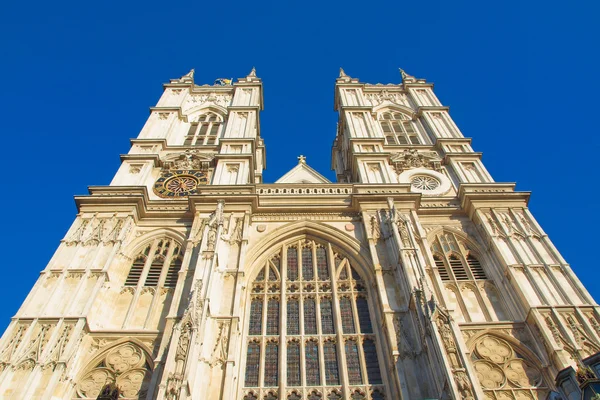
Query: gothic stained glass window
249 298 263 335
305 340 320 386
244 240 387 395
304 298 317 335
316 246 329 280
287 247 298 281
320 298 335 334
264 342 279 387
345 339 363 385
363 339 382 384
340 297 356 334
302 246 314 280
245 342 260 387
356 297 373 333
324 340 340 385
287 341 301 386
287 299 300 335
267 299 279 335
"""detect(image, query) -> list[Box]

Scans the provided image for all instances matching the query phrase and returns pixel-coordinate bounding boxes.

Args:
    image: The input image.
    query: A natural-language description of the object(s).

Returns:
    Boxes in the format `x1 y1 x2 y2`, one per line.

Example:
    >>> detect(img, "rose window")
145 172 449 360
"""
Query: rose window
410 175 440 191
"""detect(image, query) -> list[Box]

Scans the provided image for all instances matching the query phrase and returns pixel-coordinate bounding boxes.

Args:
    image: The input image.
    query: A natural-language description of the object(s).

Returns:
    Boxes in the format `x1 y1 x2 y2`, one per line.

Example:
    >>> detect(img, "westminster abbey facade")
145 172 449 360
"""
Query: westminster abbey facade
0 68 598 400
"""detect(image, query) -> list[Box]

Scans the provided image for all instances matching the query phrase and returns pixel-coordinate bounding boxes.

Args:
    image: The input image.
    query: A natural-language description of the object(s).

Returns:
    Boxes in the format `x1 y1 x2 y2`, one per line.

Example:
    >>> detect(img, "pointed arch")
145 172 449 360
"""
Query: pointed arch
239 221 392 397
371 103 416 117
184 103 228 119
121 228 186 261
75 339 154 399
243 220 373 284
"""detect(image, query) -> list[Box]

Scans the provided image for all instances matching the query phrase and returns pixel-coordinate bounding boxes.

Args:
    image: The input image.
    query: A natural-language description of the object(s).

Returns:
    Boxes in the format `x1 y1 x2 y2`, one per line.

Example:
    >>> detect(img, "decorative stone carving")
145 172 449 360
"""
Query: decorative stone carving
66 215 130 246
77 343 151 399
212 320 231 365
545 316 563 348
164 150 214 171
369 214 381 242
390 149 442 174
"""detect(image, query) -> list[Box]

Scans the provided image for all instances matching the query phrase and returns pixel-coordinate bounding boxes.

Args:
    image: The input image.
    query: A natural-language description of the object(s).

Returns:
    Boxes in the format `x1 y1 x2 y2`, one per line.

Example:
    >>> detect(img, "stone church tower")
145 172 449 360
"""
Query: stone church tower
0 68 598 400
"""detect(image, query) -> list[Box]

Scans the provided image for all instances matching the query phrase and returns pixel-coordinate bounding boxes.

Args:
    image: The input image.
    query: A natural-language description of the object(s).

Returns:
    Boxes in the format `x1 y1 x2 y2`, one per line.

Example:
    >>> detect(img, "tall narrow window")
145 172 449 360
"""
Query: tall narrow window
245 342 260 387
345 339 363 384
304 297 317 335
267 299 279 335
324 340 340 385
434 255 450 281
321 298 335 334
287 299 300 335
316 246 329 280
467 254 487 279
363 339 382 384
340 297 356 333
302 246 314 280
449 254 468 280
287 341 301 386
124 239 182 288
249 298 263 335
264 342 278 386
184 113 223 146
287 247 298 281
356 297 373 334
379 112 421 145
125 257 145 286
305 340 320 386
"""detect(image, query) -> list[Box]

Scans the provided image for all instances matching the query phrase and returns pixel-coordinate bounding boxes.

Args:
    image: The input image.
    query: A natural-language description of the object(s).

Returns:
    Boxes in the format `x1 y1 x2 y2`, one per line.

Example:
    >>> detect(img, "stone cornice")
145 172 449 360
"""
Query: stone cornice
458 183 530 218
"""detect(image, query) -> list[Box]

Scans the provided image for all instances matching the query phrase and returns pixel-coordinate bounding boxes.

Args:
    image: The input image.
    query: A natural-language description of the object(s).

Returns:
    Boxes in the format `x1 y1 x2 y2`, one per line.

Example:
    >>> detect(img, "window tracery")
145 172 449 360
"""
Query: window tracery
430 231 508 322
470 335 547 399
124 238 183 289
184 112 223 146
76 342 152 399
244 239 386 398
378 112 421 145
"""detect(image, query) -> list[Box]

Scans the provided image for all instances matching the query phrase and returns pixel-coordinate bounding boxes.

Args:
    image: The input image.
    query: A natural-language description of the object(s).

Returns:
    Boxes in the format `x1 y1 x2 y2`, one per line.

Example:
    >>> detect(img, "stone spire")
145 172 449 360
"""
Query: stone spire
248 67 257 77
339 68 348 78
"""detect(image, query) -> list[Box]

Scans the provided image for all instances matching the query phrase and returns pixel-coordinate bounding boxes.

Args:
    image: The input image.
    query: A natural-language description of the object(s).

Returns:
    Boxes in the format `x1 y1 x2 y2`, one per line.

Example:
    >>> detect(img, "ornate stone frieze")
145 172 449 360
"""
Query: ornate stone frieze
66 215 131 246
163 150 214 171
390 149 442 174
250 212 360 222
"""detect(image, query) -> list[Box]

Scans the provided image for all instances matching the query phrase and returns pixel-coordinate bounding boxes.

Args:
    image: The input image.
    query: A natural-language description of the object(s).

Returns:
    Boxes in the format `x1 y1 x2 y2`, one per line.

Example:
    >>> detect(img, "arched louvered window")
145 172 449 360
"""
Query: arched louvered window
379 112 421 145
184 112 223 146
244 239 387 397
124 238 182 289
430 231 508 322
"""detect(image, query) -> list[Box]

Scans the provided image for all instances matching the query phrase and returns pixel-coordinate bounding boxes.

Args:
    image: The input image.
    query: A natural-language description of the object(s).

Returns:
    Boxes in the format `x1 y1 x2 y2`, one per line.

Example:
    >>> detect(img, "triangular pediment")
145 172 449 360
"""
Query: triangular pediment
275 157 331 184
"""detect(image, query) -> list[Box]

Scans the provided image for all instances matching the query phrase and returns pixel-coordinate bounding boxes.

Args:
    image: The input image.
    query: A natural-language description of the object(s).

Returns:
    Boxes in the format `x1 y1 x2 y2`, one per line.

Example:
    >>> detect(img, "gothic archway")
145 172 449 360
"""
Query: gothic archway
240 233 391 400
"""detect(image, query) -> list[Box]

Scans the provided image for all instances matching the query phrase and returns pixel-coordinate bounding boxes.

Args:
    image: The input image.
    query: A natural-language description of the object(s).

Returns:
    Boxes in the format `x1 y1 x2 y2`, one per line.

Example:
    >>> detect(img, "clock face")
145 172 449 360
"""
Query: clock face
153 170 208 198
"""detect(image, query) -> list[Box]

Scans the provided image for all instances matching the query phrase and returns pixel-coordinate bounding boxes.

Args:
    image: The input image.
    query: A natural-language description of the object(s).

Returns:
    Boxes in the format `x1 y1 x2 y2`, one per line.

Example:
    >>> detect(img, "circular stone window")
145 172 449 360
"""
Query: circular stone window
397 167 451 196
410 175 440 191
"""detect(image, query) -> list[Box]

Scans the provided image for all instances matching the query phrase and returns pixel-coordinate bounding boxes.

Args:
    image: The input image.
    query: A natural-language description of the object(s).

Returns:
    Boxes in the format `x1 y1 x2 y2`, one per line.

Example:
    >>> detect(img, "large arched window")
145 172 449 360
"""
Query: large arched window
125 238 182 289
242 239 386 400
430 232 508 322
378 112 420 145
184 112 223 146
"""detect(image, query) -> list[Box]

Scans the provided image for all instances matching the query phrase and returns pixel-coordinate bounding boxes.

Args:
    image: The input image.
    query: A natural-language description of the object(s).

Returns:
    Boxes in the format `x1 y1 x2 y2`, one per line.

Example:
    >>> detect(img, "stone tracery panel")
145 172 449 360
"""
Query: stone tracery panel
470 335 547 399
76 342 152 399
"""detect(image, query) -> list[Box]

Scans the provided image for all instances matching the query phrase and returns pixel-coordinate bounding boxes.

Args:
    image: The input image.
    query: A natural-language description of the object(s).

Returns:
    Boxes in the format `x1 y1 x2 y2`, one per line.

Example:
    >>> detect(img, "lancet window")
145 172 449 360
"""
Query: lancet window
243 239 386 399
124 238 183 289
430 231 508 322
378 112 421 145
184 112 223 146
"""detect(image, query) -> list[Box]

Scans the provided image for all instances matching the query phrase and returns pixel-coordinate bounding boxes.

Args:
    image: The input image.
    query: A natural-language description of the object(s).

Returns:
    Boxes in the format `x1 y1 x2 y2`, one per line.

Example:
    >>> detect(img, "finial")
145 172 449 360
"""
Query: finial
399 68 420 83
248 67 257 77
182 69 195 80
339 68 348 78
297 155 306 164
399 68 408 79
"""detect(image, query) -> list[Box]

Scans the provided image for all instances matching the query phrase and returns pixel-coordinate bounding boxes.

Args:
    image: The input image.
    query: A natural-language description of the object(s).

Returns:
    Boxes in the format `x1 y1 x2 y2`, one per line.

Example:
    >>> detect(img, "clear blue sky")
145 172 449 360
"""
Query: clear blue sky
0 1 598 332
